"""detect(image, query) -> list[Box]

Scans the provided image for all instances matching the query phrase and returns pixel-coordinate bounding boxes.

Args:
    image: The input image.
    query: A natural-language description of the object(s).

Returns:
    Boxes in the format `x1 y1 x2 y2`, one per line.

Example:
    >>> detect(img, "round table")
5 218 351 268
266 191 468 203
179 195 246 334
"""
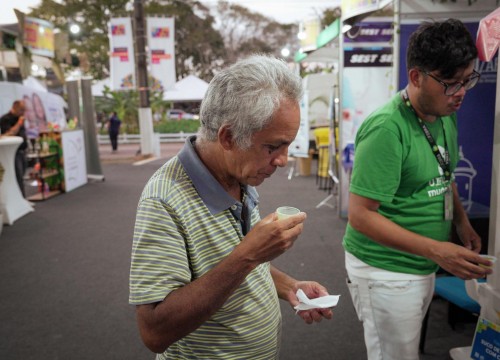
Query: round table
0 136 34 225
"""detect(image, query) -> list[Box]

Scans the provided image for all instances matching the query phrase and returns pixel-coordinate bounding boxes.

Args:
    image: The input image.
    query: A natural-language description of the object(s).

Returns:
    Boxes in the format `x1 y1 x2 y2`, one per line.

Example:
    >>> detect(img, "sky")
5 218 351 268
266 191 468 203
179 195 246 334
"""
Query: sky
0 0 341 25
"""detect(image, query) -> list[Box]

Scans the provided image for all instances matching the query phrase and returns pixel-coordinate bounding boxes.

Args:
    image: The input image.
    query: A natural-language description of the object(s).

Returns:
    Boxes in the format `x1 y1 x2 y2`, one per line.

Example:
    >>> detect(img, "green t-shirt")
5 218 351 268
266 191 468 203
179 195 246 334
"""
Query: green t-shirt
343 92 459 275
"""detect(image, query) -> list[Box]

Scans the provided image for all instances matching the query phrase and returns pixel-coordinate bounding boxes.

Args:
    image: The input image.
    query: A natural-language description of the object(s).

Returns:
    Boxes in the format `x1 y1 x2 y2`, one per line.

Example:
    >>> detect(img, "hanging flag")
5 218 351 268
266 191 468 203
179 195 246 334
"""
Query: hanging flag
289 91 309 158
476 7 500 62
147 17 176 92
109 17 135 90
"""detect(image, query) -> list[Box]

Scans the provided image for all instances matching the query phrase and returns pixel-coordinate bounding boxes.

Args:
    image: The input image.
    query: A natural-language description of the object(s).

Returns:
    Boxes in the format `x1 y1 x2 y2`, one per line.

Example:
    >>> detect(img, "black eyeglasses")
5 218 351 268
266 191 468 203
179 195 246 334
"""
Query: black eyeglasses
422 69 481 96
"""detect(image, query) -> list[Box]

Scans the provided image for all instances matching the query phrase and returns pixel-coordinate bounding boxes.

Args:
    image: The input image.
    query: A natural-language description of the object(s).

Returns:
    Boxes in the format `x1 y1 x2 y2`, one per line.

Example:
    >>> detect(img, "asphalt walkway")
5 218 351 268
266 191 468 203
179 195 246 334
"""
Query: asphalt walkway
0 141 478 359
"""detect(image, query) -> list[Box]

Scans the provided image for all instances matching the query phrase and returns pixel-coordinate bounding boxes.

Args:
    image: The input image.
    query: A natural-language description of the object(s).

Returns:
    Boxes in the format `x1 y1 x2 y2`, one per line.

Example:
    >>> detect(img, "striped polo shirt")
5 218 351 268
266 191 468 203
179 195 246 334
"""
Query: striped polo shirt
129 136 281 359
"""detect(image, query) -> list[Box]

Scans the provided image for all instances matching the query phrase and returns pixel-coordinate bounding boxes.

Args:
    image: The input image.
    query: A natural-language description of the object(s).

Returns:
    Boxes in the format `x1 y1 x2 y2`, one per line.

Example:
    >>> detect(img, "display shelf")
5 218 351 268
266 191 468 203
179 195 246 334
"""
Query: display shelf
28 190 61 201
27 148 62 201
27 152 57 160
40 169 59 179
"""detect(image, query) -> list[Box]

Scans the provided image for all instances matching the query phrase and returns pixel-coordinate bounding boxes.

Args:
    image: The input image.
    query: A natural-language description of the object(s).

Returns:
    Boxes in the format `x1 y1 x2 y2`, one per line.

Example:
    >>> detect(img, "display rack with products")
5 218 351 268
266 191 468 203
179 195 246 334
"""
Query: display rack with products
27 132 64 201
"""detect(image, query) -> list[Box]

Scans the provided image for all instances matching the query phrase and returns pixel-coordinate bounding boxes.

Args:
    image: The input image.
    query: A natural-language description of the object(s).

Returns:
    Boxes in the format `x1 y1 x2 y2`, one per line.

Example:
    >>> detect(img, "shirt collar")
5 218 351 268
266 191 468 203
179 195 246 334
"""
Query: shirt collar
178 135 259 215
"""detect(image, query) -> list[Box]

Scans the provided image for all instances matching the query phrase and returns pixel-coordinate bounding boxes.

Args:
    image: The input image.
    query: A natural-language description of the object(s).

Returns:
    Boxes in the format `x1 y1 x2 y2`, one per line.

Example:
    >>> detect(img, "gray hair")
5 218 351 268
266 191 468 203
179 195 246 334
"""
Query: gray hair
198 54 303 149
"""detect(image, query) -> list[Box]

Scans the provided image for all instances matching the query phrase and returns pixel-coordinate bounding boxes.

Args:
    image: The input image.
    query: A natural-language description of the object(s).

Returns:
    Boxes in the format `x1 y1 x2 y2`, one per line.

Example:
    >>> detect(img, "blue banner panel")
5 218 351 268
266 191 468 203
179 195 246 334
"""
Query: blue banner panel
344 21 394 43
344 48 393 67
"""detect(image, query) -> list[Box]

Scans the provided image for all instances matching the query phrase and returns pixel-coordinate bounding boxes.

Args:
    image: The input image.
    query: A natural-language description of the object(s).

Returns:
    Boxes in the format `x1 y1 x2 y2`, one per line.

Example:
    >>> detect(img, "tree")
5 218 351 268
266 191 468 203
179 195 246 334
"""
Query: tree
321 7 342 29
213 1 299 63
30 0 129 80
145 0 226 81
28 0 225 81
28 0 305 83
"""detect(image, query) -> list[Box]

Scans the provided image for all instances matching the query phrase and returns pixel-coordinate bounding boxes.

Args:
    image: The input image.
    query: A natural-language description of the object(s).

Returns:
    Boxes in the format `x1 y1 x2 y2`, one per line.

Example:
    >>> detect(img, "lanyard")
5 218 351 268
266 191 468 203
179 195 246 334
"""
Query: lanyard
401 89 451 181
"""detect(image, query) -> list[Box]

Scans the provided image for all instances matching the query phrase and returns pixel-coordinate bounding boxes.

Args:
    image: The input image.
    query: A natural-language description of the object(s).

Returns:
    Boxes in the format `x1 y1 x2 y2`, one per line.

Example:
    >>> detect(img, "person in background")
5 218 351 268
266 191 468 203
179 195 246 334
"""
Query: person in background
1 100 28 197
343 19 492 360
107 111 121 152
32 93 47 133
129 55 333 359
22 94 38 141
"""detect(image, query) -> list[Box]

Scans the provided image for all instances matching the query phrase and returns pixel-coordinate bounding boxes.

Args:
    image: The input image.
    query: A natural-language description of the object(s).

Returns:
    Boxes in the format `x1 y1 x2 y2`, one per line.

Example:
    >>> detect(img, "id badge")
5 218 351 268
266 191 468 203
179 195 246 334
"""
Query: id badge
444 185 454 220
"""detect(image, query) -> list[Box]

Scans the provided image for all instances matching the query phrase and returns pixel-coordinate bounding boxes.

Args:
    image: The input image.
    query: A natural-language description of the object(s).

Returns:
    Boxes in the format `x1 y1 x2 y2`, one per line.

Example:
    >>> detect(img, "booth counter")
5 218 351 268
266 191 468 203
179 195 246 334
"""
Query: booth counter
0 136 33 224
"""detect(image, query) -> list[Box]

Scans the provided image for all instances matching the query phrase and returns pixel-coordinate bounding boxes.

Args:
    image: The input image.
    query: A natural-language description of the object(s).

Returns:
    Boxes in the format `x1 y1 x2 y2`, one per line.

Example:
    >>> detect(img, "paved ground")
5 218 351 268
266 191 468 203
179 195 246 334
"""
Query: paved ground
98 141 183 164
0 140 478 359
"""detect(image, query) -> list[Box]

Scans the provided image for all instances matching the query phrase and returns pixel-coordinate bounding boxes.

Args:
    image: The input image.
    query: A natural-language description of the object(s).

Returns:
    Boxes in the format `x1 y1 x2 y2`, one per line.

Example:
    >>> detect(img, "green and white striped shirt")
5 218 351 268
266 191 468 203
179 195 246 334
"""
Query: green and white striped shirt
129 136 281 359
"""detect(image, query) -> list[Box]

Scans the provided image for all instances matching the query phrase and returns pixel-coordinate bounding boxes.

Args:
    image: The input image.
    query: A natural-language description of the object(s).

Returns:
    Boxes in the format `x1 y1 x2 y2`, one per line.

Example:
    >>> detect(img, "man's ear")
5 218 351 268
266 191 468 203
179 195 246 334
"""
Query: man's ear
218 125 235 150
408 68 421 88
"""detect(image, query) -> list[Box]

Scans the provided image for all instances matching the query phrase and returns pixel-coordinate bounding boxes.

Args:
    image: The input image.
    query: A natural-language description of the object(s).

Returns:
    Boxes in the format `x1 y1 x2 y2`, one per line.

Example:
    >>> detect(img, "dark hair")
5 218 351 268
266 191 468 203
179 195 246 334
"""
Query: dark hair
406 18 477 79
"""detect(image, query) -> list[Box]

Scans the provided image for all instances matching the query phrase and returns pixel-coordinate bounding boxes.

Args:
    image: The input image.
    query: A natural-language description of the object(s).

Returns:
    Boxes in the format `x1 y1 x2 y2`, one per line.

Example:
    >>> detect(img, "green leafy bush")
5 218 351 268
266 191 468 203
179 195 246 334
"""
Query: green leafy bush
154 120 200 133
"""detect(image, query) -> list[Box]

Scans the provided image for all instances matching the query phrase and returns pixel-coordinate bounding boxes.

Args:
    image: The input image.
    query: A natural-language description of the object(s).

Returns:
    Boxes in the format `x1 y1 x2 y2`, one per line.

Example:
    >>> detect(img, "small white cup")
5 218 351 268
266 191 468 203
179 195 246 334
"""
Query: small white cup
479 254 497 269
276 206 301 220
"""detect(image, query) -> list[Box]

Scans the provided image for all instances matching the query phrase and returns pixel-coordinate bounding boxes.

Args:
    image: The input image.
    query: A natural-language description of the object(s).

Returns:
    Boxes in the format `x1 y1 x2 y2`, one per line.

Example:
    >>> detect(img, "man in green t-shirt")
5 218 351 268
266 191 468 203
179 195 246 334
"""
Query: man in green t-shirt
343 19 492 360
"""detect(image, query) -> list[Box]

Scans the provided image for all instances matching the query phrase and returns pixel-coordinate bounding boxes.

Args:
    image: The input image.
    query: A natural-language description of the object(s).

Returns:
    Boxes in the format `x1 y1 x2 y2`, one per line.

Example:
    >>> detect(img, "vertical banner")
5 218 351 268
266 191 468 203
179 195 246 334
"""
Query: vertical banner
61 129 87 192
80 78 104 179
339 20 394 217
147 17 176 91
109 17 136 90
289 91 309 158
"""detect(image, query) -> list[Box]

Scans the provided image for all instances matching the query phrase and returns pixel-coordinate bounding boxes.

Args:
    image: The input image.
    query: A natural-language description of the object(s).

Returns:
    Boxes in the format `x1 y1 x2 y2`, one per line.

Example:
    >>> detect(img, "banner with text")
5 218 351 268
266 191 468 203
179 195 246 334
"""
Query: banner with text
109 17 135 90
340 46 393 217
147 17 176 92
23 16 55 58
289 91 309 158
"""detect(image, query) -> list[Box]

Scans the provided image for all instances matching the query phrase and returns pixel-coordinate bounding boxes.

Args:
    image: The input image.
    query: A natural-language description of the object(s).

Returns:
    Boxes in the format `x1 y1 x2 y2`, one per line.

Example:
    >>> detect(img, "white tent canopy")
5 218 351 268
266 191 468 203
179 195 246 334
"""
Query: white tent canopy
302 46 339 63
91 75 209 102
22 76 48 92
163 75 209 102
91 78 110 97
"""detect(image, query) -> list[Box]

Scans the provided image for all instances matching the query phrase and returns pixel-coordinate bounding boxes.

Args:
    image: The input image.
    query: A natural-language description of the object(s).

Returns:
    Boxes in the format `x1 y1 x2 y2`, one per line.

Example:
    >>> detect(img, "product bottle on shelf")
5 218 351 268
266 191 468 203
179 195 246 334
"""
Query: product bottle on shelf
41 134 49 154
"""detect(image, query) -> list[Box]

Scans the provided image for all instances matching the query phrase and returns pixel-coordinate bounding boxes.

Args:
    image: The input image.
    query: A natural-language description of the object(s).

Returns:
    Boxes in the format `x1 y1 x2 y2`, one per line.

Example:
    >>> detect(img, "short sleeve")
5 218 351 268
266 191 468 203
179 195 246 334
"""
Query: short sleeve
350 125 403 203
129 197 191 305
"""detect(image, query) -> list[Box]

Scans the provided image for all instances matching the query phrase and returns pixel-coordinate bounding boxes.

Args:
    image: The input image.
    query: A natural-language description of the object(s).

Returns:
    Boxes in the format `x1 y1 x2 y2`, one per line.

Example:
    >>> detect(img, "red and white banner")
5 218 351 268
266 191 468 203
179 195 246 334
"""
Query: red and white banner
109 17 136 90
476 7 500 62
147 17 176 91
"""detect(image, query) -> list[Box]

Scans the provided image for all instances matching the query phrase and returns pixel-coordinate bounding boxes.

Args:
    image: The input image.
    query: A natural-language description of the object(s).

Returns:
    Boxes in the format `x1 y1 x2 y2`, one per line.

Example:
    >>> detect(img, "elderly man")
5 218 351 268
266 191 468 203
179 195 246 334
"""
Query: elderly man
1 100 28 197
129 55 333 359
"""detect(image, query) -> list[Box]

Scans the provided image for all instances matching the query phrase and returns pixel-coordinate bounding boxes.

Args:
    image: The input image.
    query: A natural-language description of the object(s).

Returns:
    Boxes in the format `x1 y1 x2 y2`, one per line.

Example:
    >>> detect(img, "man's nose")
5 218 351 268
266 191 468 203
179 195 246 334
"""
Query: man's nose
454 85 467 97
272 151 288 168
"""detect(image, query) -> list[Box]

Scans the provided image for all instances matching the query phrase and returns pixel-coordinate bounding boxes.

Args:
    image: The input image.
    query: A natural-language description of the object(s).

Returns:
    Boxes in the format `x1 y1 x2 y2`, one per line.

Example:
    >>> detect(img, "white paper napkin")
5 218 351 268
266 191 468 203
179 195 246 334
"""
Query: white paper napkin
293 289 340 311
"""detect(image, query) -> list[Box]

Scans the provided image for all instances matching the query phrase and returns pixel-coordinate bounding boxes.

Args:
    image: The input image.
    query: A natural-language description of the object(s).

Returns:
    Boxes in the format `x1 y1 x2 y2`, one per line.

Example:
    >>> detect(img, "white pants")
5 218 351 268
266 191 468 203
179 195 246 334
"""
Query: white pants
346 269 435 360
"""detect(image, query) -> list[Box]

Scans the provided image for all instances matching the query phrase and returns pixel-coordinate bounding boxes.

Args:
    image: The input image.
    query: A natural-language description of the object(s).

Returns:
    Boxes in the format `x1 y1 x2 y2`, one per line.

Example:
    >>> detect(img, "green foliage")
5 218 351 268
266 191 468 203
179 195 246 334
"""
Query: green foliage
98 86 140 133
214 1 299 63
29 0 225 81
153 119 200 134
94 85 174 134
145 0 226 81
321 7 342 29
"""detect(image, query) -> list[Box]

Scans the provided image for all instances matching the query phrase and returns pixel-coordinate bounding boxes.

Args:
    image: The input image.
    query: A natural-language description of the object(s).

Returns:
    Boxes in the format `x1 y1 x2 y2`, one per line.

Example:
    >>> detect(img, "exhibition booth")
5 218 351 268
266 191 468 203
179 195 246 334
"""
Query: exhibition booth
291 0 500 357
334 1 499 359
0 82 87 225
